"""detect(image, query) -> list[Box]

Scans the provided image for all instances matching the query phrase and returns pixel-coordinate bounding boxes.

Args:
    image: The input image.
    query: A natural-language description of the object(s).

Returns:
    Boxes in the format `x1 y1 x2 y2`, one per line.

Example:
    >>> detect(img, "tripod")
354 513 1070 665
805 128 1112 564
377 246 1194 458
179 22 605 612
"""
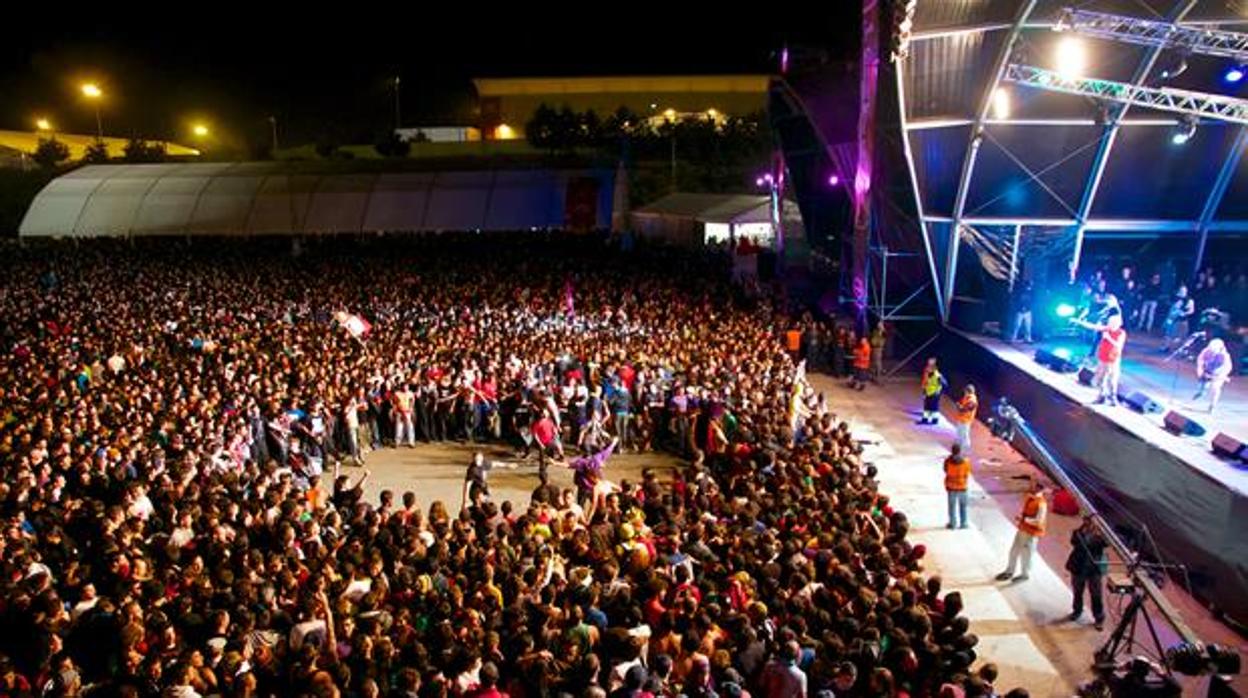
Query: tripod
1095 586 1169 673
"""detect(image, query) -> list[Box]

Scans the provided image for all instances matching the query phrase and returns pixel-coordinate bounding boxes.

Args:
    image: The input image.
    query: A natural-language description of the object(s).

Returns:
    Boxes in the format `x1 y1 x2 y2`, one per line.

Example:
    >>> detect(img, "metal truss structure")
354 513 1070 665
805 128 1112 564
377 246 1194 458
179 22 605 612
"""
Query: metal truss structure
1004 64 1248 125
1057 8 1248 61
895 0 1248 323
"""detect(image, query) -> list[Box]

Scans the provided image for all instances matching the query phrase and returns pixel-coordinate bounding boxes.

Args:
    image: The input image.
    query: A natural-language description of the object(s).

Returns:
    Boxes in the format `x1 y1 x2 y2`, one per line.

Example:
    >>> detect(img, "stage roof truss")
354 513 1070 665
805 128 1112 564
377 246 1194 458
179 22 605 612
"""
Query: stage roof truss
1056 8 1248 61
896 0 1248 322
1004 64 1248 125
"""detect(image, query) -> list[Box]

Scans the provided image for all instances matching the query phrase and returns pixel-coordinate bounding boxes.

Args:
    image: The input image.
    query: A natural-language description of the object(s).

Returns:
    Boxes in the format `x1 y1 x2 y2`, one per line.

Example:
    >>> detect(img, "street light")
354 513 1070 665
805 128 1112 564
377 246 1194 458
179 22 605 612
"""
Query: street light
36 118 52 132
81 83 104 140
192 124 209 138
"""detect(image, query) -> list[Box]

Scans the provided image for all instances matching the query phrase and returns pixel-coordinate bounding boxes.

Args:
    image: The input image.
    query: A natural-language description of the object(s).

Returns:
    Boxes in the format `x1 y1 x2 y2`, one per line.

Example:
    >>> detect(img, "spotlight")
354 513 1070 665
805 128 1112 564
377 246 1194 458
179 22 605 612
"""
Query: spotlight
1052 347 1073 361
1055 37 1087 80
827 174 840 187
1055 303 1077 318
1225 65 1246 84
1171 116 1197 145
992 87 1011 119
1160 52 1189 80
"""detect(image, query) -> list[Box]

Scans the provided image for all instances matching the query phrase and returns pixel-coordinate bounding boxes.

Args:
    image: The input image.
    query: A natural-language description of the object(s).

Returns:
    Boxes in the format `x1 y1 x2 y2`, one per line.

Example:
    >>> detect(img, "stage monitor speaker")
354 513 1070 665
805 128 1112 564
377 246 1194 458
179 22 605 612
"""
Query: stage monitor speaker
1035 349 1079 374
1077 366 1095 386
1163 410 1207 438
1122 390 1164 415
1211 433 1248 463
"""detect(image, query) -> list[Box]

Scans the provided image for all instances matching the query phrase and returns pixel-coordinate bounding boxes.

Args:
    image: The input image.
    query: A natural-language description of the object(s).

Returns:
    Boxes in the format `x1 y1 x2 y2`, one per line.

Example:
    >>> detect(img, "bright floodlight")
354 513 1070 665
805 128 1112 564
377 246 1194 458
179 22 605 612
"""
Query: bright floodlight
1226 65 1246 84
1055 37 1087 80
1172 116 1197 145
992 87 1011 119
828 174 840 187
35 118 52 131
1052 347 1073 360
192 124 209 137
1055 303 1077 318
81 83 102 99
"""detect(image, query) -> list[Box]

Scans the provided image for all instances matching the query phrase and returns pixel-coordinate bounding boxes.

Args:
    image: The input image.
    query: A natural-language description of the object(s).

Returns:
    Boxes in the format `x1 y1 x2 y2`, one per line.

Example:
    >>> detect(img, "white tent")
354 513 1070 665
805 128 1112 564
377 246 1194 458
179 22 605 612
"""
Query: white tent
19 163 616 237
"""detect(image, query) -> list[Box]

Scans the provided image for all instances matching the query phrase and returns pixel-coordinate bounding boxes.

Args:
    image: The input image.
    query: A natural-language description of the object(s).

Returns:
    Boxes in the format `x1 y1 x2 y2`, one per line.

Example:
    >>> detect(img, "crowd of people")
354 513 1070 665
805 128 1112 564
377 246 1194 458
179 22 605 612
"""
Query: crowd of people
0 234 1025 698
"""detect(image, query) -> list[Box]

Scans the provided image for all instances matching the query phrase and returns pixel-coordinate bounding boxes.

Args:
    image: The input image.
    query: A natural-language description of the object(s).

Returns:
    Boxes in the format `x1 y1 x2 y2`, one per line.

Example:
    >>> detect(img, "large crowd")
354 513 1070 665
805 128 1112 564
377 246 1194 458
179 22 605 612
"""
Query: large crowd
0 235 1024 698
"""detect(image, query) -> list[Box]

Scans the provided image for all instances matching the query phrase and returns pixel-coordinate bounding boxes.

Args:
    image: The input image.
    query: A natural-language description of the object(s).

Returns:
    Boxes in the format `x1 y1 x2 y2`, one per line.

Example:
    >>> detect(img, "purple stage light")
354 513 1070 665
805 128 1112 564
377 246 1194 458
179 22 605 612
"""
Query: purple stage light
827 174 840 187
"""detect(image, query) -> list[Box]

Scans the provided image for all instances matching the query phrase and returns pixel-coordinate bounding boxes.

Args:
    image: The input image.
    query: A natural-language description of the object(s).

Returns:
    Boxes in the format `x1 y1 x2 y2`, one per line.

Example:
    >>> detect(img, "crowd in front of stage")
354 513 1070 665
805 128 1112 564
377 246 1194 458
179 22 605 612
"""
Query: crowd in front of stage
0 235 1030 698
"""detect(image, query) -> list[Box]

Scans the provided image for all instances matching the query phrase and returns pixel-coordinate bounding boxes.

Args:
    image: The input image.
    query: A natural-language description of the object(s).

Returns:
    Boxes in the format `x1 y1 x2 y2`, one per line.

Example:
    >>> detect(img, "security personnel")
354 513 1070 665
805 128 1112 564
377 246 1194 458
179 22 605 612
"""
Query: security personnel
997 479 1048 582
849 335 871 391
919 358 946 425
943 443 972 529
953 385 978 453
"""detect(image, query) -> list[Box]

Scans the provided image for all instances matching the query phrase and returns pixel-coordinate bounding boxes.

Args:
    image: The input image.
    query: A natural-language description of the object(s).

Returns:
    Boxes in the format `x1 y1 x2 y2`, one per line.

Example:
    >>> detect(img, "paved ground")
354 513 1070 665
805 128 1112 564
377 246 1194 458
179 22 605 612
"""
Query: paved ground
346 440 682 515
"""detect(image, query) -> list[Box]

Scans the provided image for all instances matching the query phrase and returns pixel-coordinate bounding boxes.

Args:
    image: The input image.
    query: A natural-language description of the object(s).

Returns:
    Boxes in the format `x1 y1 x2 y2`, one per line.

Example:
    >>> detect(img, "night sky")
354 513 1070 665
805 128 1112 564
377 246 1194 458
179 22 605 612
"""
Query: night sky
1 9 859 148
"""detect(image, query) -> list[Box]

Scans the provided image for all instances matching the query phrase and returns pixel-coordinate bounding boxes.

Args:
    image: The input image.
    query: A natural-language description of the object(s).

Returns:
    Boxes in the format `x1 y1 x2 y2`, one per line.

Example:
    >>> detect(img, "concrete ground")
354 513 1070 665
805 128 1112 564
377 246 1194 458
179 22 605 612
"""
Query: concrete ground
342 439 682 516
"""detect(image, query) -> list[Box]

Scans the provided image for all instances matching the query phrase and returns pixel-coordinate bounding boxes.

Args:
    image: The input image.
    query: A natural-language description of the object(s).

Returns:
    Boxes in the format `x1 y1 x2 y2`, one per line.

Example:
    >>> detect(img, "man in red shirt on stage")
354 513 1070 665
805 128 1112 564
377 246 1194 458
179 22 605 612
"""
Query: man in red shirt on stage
1074 314 1127 406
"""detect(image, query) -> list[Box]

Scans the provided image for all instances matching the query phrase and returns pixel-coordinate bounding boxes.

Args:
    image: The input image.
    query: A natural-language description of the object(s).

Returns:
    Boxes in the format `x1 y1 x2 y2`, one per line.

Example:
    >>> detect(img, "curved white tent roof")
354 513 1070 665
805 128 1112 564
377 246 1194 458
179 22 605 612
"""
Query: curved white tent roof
19 163 615 237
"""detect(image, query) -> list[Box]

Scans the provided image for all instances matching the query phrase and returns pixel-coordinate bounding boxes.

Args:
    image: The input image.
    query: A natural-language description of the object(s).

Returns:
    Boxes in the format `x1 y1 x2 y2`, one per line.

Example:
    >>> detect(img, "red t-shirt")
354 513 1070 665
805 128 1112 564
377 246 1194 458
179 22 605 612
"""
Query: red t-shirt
1098 327 1126 364
618 364 636 391
532 417 557 446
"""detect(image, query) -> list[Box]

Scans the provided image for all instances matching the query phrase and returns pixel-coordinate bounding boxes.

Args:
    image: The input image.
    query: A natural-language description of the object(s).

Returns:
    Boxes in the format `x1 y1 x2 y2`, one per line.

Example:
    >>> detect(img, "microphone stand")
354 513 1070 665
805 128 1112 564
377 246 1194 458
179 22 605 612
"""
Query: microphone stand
1164 331 1205 406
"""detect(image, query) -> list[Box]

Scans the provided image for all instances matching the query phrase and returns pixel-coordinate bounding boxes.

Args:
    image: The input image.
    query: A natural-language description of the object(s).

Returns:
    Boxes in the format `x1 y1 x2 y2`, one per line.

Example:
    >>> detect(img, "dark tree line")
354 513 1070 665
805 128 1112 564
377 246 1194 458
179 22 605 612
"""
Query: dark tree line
524 103 772 164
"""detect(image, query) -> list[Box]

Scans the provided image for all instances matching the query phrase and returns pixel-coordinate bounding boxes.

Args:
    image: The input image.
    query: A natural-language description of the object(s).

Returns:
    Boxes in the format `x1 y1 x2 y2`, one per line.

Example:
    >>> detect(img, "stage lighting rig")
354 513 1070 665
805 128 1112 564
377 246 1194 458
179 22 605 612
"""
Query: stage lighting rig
1171 115 1197 145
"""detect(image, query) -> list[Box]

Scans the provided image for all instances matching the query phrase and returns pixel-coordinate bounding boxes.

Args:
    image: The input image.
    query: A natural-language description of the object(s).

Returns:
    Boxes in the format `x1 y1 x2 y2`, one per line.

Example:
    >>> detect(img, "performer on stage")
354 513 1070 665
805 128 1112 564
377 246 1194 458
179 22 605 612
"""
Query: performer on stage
1080 291 1120 361
1193 338 1233 413
1071 314 1127 406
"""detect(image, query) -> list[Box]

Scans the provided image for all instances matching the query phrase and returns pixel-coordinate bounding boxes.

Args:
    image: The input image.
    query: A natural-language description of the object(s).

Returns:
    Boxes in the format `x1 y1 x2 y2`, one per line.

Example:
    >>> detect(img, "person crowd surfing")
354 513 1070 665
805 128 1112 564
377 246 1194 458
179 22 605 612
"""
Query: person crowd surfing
0 234 1022 697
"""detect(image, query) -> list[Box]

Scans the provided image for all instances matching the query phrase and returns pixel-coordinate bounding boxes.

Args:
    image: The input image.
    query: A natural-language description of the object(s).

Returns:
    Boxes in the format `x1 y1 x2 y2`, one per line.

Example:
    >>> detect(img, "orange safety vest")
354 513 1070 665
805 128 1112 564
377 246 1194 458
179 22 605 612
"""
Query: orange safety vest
853 341 871 370
1017 493 1047 537
954 394 978 425
944 456 970 492
785 329 802 352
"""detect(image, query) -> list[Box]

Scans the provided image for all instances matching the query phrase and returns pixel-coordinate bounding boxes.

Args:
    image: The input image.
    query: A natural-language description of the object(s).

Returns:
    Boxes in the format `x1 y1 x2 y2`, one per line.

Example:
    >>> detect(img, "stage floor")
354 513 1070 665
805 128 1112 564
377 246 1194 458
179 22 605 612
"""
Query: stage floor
968 332 1248 498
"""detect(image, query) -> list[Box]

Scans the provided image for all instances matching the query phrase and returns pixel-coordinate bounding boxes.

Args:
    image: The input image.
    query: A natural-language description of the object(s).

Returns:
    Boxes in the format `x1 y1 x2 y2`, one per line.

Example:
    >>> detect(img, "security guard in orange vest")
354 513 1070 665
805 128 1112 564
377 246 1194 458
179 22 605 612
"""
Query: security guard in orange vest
997 478 1048 582
953 385 978 453
848 335 871 391
943 443 972 529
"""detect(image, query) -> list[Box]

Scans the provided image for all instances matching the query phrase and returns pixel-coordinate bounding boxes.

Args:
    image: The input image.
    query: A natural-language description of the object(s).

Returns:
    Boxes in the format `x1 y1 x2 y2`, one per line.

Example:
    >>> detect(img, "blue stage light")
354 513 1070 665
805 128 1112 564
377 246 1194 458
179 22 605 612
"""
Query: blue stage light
1052 347 1072 361
1226 66 1246 84
1055 303 1077 318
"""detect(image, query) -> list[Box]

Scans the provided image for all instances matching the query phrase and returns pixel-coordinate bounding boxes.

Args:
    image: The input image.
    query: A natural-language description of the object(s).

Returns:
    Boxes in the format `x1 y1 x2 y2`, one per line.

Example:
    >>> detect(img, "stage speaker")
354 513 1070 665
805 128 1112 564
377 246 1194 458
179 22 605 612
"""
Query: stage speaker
1122 390 1164 415
1211 433 1248 463
1035 349 1079 374
1163 410 1207 437
1077 366 1095 386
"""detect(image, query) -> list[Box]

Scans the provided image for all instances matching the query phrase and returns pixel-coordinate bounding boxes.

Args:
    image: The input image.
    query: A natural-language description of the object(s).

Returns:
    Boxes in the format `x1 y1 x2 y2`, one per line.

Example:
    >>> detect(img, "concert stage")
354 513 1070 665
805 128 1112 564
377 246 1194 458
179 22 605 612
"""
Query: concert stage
937 330 1248 625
